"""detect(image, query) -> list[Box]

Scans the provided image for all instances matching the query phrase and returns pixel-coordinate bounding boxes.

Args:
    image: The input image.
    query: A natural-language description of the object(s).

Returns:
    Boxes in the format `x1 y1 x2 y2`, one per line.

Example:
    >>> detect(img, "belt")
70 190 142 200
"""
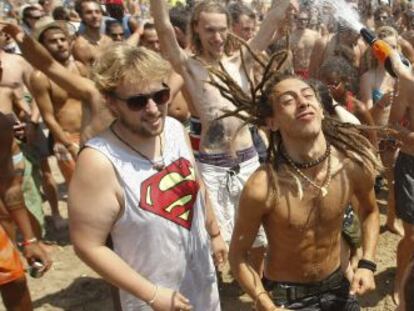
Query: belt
264 268 344 302
198 146 257 167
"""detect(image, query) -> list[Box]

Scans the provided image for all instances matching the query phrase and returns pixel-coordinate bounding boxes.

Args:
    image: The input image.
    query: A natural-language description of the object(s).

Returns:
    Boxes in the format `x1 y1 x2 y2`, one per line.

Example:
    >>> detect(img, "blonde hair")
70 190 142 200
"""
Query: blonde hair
189 0 232 56
90 44 172 94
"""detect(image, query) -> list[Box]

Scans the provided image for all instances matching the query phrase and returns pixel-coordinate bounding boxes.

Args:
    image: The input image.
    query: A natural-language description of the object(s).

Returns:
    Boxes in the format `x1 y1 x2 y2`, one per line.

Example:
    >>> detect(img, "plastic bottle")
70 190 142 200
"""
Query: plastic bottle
360 27 411 78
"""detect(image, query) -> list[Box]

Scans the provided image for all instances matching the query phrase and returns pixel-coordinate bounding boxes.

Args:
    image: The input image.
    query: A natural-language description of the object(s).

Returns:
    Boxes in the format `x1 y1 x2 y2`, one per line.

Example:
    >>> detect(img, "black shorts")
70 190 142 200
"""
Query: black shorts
263 269 360 310
395 152 414 224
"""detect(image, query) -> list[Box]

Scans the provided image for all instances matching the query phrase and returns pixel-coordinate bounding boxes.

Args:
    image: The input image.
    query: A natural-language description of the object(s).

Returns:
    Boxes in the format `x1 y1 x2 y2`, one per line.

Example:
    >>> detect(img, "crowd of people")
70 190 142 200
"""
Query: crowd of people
1 0 414 310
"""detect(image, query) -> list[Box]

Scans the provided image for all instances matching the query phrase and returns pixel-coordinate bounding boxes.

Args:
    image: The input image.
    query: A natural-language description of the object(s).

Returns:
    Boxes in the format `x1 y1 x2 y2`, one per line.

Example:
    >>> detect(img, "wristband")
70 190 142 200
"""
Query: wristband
357 259 377 273
147 285 158 306
18 237 38 247
209 230 221 239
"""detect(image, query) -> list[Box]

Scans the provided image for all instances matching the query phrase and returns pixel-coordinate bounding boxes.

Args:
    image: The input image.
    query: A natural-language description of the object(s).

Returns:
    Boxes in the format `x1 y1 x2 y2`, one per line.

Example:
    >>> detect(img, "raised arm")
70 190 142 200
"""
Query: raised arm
309 37 327 78
150 0 187 73
1 22 97 102
248 0 298 53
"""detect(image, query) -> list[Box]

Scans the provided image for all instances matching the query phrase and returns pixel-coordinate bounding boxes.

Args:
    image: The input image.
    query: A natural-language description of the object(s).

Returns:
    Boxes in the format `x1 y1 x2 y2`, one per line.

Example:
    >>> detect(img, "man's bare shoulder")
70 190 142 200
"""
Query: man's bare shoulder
242 166 274 208
30 70 50 90
74 146 116 182
74 35 89 45
334 146 377 187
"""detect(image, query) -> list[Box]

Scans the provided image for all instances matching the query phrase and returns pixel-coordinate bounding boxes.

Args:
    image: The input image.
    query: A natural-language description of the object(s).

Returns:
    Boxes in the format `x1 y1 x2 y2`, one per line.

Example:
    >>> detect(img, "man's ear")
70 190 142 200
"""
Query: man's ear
105 94 119 117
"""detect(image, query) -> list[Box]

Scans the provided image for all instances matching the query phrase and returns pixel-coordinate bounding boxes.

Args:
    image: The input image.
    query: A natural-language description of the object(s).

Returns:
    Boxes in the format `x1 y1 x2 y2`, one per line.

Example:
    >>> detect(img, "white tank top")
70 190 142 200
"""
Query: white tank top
86 117 220 310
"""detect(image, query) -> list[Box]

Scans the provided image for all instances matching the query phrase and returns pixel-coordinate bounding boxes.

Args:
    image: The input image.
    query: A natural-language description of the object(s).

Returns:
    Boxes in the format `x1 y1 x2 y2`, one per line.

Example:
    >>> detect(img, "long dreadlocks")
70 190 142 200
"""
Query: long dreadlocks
207 34 382 203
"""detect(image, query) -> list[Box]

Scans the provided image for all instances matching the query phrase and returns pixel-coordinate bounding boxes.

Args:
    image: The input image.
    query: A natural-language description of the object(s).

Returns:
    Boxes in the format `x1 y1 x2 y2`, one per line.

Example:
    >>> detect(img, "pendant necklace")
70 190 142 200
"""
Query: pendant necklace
283 144 332 197
110 124 166 172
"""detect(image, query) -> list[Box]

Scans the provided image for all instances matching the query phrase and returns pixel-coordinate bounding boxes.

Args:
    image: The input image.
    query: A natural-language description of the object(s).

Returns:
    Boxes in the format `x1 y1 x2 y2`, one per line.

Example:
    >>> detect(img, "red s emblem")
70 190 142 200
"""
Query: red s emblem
139 158 199 230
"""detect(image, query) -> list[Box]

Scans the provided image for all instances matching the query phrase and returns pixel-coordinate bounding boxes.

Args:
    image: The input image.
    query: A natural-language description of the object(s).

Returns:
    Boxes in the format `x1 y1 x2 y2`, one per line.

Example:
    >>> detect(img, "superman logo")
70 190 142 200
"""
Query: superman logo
139 158 199 230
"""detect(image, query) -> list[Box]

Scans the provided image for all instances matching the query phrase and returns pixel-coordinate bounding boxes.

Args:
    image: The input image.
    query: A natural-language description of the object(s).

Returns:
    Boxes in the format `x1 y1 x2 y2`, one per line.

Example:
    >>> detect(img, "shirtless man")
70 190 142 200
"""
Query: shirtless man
0 30 52 311
0 29 52 236
151 0 298 273
73 0 112 64
167 7 191 126
309 24 366 78
0 111 51 310
228 2 256 42
31 17 85 185
1 22 114 146
385 46 414 307
139 22 160 53
227 75 380 310
290 9 320 79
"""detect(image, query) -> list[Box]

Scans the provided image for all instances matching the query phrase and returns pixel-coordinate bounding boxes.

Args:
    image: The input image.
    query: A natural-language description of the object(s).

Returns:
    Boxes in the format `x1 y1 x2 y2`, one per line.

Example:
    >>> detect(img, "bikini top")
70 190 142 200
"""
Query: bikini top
372 88 384 104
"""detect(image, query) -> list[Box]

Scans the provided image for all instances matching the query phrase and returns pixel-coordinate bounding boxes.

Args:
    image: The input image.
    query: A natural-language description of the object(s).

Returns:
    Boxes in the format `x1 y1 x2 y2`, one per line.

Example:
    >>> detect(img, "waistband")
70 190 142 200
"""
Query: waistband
198 146 257 167
263 267 344 302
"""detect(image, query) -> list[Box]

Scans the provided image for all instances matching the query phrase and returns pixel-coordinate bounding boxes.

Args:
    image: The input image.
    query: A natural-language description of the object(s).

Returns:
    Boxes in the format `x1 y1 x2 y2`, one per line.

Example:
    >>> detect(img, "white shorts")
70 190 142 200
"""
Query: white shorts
198 156 267 248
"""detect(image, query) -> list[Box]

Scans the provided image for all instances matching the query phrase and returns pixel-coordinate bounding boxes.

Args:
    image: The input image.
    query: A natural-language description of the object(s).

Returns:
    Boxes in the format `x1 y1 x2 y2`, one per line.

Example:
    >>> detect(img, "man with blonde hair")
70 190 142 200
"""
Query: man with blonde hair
1 22 226 309
68 44 225 311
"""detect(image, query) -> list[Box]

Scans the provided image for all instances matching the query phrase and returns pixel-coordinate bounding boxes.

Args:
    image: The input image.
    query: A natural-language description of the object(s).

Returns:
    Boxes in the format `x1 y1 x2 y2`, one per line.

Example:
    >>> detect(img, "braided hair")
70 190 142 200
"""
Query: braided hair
207 35 382 203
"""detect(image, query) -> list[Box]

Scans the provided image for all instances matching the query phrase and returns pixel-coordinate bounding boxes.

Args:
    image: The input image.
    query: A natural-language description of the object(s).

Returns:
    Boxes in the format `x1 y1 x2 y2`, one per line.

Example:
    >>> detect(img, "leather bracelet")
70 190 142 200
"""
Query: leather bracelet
209 230 221 239
357 259 377 273
18 237 38 247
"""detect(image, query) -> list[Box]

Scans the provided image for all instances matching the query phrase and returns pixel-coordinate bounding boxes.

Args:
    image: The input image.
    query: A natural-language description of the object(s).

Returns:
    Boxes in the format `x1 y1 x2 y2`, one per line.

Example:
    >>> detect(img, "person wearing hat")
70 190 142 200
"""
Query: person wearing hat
30 16 85 189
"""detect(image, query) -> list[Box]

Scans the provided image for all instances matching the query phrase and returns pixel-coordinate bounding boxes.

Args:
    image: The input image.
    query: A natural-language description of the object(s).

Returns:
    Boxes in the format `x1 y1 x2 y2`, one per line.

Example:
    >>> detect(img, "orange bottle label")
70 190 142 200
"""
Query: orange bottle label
371 40 393 64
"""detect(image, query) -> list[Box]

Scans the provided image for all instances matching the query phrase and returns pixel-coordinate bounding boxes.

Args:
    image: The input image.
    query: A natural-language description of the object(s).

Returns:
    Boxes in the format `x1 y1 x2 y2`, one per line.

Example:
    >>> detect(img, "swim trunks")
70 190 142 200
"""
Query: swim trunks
0 225 25 285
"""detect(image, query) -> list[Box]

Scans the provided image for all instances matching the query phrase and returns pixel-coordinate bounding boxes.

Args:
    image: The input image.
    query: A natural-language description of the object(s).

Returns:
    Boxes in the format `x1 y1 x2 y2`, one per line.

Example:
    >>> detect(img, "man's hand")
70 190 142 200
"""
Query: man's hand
350 268 376 295
389 50 413 81
12 121 26 141
210 234 228 270
0 20 23 42
151 286 193 311
23 242 53 273
67 143 80 160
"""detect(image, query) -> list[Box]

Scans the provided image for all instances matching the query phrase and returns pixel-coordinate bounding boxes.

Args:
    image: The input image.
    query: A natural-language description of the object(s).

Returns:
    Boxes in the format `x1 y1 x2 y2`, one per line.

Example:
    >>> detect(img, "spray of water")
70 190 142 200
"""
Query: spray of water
311 0 364 32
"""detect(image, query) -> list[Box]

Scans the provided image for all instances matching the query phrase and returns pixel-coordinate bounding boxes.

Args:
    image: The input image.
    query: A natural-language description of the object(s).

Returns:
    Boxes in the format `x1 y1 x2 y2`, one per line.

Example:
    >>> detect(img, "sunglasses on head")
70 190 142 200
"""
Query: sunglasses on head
112 83 170 111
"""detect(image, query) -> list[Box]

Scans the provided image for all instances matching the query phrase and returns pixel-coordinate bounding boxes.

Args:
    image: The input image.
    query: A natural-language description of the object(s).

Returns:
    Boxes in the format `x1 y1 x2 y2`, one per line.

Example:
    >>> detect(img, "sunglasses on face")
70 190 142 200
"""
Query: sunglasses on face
112 83 170 111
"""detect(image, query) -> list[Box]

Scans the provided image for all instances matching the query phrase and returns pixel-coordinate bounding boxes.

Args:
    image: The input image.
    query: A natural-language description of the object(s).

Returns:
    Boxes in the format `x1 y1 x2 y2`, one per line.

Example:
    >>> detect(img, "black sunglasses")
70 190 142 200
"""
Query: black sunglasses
112 83 170 111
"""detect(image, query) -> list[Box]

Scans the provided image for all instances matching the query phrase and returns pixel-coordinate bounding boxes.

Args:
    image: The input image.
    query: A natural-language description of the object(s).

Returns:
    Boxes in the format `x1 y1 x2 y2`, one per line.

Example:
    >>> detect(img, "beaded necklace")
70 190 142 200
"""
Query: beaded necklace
283 145 332 197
